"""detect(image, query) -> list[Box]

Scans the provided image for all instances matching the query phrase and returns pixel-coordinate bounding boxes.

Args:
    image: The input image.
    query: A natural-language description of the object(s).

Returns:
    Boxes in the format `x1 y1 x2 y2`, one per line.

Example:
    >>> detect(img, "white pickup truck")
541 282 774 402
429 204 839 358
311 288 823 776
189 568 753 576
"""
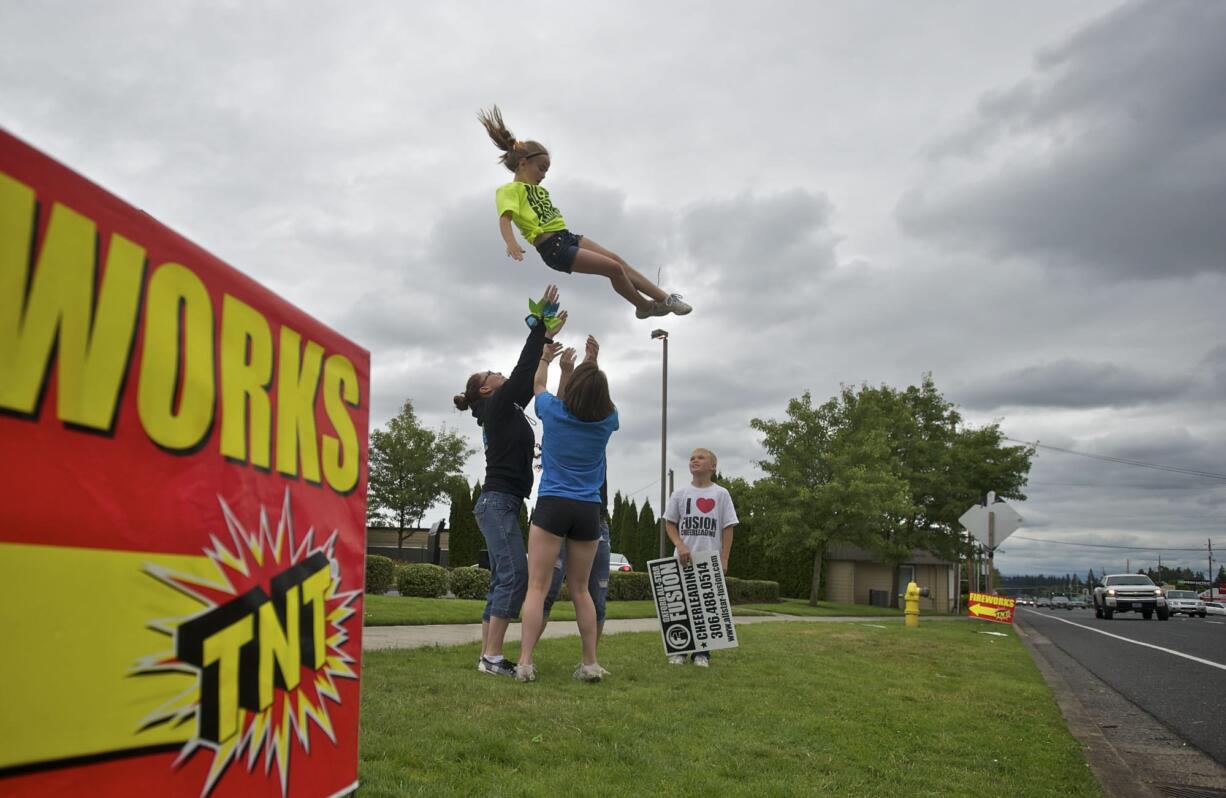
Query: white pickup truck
1093 574 1169 621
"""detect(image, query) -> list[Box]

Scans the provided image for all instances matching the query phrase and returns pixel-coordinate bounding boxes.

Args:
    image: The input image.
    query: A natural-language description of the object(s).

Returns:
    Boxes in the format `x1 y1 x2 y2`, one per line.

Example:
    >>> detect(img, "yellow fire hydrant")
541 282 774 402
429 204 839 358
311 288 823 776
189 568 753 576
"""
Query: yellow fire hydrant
905 580 921 628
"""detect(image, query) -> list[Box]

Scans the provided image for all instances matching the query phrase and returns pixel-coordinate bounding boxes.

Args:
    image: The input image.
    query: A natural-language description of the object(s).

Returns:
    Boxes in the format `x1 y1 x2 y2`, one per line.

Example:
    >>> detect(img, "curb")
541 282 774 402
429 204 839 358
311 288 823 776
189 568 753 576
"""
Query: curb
1014 619 1161 798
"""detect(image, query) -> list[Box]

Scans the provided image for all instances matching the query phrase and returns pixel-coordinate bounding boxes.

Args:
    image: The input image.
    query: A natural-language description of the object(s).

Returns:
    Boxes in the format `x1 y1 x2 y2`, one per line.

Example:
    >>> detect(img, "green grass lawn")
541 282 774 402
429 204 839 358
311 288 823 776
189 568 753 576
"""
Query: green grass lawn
359 621 1098 797
364 595 771 626
738 597 906 617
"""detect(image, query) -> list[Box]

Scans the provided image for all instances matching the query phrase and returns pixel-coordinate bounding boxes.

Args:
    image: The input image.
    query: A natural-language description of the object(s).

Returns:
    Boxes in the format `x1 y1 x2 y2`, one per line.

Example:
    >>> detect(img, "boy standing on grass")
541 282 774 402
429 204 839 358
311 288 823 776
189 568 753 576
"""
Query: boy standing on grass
663 447 738 667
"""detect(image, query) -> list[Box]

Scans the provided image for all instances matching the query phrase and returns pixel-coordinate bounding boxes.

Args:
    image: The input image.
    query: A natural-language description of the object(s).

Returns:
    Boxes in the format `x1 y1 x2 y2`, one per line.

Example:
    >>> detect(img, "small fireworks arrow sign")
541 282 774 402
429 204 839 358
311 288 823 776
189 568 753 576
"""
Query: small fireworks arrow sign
967 592 1016 625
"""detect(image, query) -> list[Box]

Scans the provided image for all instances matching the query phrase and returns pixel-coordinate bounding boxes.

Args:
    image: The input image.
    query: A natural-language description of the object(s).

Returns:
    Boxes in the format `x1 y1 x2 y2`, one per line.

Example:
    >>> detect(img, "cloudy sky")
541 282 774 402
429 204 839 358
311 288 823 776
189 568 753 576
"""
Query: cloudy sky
4 0 1224 578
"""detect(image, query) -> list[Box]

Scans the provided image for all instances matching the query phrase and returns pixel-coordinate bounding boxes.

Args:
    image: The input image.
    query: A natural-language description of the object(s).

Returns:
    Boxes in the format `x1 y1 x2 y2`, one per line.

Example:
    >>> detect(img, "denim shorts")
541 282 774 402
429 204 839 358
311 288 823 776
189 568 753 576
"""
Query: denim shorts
473 490 528 622
544 518 610 623
534 229 583 274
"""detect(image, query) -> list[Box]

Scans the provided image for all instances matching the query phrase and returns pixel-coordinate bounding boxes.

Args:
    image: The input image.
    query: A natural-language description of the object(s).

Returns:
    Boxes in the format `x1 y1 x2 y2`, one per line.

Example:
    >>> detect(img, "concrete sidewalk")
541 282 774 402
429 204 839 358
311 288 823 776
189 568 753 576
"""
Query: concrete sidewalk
362 613 965 651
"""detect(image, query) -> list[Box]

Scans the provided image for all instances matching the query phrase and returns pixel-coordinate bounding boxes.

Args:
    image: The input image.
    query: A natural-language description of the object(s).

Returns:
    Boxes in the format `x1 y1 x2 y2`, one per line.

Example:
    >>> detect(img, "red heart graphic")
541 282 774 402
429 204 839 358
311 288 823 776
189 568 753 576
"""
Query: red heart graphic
696 497 716 513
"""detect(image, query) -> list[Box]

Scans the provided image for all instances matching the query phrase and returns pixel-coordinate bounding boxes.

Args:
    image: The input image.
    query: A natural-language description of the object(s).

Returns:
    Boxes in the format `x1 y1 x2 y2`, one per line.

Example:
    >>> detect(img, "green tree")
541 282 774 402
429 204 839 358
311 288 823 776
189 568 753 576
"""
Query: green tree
620 499 638 565
367 399 475 546
609 490 626 552
446 482 481 567
637 500 658 567
752 388 916 606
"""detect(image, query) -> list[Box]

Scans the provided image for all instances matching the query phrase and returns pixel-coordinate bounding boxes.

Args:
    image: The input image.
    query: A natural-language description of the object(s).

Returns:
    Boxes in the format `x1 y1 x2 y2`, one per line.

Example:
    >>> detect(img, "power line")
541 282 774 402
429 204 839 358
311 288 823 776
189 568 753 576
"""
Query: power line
1010 534 1208 552
1004 437 1226 481
621 478 660 499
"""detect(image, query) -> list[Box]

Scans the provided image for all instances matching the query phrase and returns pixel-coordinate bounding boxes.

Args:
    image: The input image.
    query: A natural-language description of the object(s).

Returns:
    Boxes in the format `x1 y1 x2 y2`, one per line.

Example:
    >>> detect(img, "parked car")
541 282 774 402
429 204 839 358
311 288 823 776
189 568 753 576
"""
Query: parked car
1051 595 1071 610
1093 574 1169 620
1069 597 1086 610
1205 602 1226 617
608 553 632 574
1037 597 1052 608
1165 590 1207 617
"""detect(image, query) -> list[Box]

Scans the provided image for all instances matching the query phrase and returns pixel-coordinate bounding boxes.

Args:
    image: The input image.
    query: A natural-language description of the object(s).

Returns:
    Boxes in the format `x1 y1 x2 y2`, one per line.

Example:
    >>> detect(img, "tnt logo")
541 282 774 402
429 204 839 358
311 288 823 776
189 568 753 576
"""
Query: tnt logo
137 492 359 796
175 552 331 744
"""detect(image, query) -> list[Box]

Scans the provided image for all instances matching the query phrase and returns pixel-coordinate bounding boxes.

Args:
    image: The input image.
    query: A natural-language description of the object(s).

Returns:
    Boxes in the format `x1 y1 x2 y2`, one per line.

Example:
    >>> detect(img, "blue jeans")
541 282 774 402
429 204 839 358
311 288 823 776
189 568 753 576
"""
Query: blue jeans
474 490 528 622
543 518 610 623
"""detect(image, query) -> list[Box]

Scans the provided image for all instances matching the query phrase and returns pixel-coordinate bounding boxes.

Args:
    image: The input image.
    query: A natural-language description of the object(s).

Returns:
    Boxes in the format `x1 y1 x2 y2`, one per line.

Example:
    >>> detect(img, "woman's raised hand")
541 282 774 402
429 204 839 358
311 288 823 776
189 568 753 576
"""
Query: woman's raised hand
584 335 599 364
538 284 559 307
560 347 577 373
541 341 563 363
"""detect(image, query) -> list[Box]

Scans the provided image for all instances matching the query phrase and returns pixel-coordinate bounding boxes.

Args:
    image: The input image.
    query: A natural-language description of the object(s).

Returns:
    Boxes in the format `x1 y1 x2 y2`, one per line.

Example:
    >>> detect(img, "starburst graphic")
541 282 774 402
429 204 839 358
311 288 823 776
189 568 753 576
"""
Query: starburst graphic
134 490 360 797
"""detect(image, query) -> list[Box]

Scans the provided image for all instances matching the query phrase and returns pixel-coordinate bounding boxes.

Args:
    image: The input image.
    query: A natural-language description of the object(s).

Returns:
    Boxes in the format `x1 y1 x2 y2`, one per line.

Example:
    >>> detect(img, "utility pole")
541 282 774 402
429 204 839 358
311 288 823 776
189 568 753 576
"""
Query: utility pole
1210 538 1215 597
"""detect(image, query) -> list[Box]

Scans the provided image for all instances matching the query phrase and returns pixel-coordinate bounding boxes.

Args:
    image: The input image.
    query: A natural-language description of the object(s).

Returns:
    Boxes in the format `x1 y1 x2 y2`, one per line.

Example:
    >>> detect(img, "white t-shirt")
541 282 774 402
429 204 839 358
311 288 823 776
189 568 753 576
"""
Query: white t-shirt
663 483 739 557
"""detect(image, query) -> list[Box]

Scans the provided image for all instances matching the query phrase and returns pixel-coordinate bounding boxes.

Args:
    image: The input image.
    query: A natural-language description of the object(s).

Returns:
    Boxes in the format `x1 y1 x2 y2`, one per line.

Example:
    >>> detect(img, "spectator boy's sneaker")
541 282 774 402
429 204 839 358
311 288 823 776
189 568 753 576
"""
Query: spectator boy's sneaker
478 656 516 678
693 653 710 668
667 655 687 666
664 293 692 315
573 663 605 682
635 300 669 319
514 663 537 682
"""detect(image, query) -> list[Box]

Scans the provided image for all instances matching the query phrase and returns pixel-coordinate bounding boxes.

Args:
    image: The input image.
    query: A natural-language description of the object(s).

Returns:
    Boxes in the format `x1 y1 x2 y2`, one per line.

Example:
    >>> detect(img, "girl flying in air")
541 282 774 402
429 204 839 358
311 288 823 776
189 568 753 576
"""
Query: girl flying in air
478 106 691 320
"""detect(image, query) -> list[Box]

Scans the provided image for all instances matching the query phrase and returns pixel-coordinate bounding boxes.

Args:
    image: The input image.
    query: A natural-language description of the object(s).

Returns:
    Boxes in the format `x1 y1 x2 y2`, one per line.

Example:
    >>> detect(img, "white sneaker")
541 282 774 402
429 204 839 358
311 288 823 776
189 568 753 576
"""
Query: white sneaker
635 300 669 319
668 654 686 666
573 663 605 682
693 653 710 668
664 293 692 315
575 662 611 677
515 663 537 682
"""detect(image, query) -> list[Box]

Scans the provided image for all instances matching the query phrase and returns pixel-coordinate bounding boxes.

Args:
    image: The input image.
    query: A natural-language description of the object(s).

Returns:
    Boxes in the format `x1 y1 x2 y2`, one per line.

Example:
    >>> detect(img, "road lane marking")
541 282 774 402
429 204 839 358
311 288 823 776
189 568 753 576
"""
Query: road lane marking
1020 609 1226 672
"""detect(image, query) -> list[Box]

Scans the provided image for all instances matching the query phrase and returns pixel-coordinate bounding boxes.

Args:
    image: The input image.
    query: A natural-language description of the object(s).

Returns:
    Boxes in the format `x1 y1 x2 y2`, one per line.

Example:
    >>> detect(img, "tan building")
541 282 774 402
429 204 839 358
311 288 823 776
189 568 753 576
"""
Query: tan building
824 545 955 613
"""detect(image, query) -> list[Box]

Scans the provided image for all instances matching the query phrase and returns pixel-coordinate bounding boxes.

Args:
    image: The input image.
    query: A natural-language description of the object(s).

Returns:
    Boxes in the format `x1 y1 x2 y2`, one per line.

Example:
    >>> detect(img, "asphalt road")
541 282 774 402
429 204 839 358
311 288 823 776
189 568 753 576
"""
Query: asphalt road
1016 607 1226 765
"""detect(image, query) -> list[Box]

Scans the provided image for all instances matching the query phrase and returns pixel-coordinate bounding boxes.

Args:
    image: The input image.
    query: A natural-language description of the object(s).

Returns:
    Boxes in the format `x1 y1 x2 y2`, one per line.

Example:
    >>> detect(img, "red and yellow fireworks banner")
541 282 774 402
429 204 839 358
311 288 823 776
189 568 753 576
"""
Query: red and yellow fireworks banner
0 129 369 797
967 592 1015 624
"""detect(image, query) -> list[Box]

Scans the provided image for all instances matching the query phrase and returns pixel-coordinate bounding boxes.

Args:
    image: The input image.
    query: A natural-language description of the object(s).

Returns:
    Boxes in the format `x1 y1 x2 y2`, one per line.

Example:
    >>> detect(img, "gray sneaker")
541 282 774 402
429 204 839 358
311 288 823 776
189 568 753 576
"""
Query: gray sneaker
515 663 537 682
667 654 687 666
478 656 517 678
635 300 669 319
664 293 692 316
693 653 710 668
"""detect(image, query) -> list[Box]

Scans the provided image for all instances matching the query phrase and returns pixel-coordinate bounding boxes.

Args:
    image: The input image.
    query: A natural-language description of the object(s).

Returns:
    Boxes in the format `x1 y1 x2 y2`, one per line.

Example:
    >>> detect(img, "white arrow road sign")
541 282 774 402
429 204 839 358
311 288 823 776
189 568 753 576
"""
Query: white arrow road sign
959 501 1023 549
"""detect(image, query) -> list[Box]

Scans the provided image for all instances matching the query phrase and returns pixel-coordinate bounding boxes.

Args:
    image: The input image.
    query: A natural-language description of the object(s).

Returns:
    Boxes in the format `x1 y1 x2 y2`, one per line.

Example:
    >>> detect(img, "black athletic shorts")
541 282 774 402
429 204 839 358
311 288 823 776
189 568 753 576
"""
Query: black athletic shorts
531 495 601 541
534 229 583 274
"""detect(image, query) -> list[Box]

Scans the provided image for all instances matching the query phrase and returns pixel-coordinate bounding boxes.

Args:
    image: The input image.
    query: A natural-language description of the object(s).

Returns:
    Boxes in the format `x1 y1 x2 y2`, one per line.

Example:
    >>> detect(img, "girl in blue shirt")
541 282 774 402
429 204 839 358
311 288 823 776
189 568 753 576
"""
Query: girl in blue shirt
514 340 618 683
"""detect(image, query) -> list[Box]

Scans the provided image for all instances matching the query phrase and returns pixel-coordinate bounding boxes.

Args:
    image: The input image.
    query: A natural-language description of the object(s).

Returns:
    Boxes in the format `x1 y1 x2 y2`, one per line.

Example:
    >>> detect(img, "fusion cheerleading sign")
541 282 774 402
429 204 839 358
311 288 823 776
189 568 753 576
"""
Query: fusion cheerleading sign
0 130 370 797
647 553 738 657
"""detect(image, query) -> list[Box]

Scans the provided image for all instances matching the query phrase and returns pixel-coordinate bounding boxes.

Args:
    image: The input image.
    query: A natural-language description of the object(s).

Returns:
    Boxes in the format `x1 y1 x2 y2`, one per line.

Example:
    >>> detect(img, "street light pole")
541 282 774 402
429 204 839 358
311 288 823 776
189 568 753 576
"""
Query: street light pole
651 329 669 558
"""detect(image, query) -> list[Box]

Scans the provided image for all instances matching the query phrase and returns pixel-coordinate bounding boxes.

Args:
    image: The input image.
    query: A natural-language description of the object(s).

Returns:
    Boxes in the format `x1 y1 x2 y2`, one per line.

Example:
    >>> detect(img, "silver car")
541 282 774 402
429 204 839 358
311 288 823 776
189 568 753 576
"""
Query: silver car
1165 589 1206 617
608 553 632 574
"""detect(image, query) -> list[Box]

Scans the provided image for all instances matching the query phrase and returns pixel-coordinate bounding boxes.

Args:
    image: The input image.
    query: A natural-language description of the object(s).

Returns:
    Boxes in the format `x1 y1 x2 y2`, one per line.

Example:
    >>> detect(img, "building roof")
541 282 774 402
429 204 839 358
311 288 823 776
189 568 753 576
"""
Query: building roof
826 544 952 566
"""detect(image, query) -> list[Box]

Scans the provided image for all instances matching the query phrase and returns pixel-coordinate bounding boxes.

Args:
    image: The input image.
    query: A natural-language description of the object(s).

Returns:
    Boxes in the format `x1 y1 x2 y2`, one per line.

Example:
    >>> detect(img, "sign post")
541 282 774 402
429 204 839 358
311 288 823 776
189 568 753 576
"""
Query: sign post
959 492 1023 595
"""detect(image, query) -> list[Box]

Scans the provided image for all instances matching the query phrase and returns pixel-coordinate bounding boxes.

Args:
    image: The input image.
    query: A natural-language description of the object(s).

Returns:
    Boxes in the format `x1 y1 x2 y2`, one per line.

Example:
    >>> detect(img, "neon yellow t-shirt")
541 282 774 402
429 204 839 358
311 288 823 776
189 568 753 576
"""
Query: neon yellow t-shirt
496 182 568 244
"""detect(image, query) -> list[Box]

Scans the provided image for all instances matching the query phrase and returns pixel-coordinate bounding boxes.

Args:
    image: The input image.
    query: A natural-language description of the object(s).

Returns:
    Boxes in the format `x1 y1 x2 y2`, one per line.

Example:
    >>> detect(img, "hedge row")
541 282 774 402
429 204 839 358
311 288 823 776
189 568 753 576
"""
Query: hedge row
365 555 396 595
364 559 781 604
726 576 781 604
